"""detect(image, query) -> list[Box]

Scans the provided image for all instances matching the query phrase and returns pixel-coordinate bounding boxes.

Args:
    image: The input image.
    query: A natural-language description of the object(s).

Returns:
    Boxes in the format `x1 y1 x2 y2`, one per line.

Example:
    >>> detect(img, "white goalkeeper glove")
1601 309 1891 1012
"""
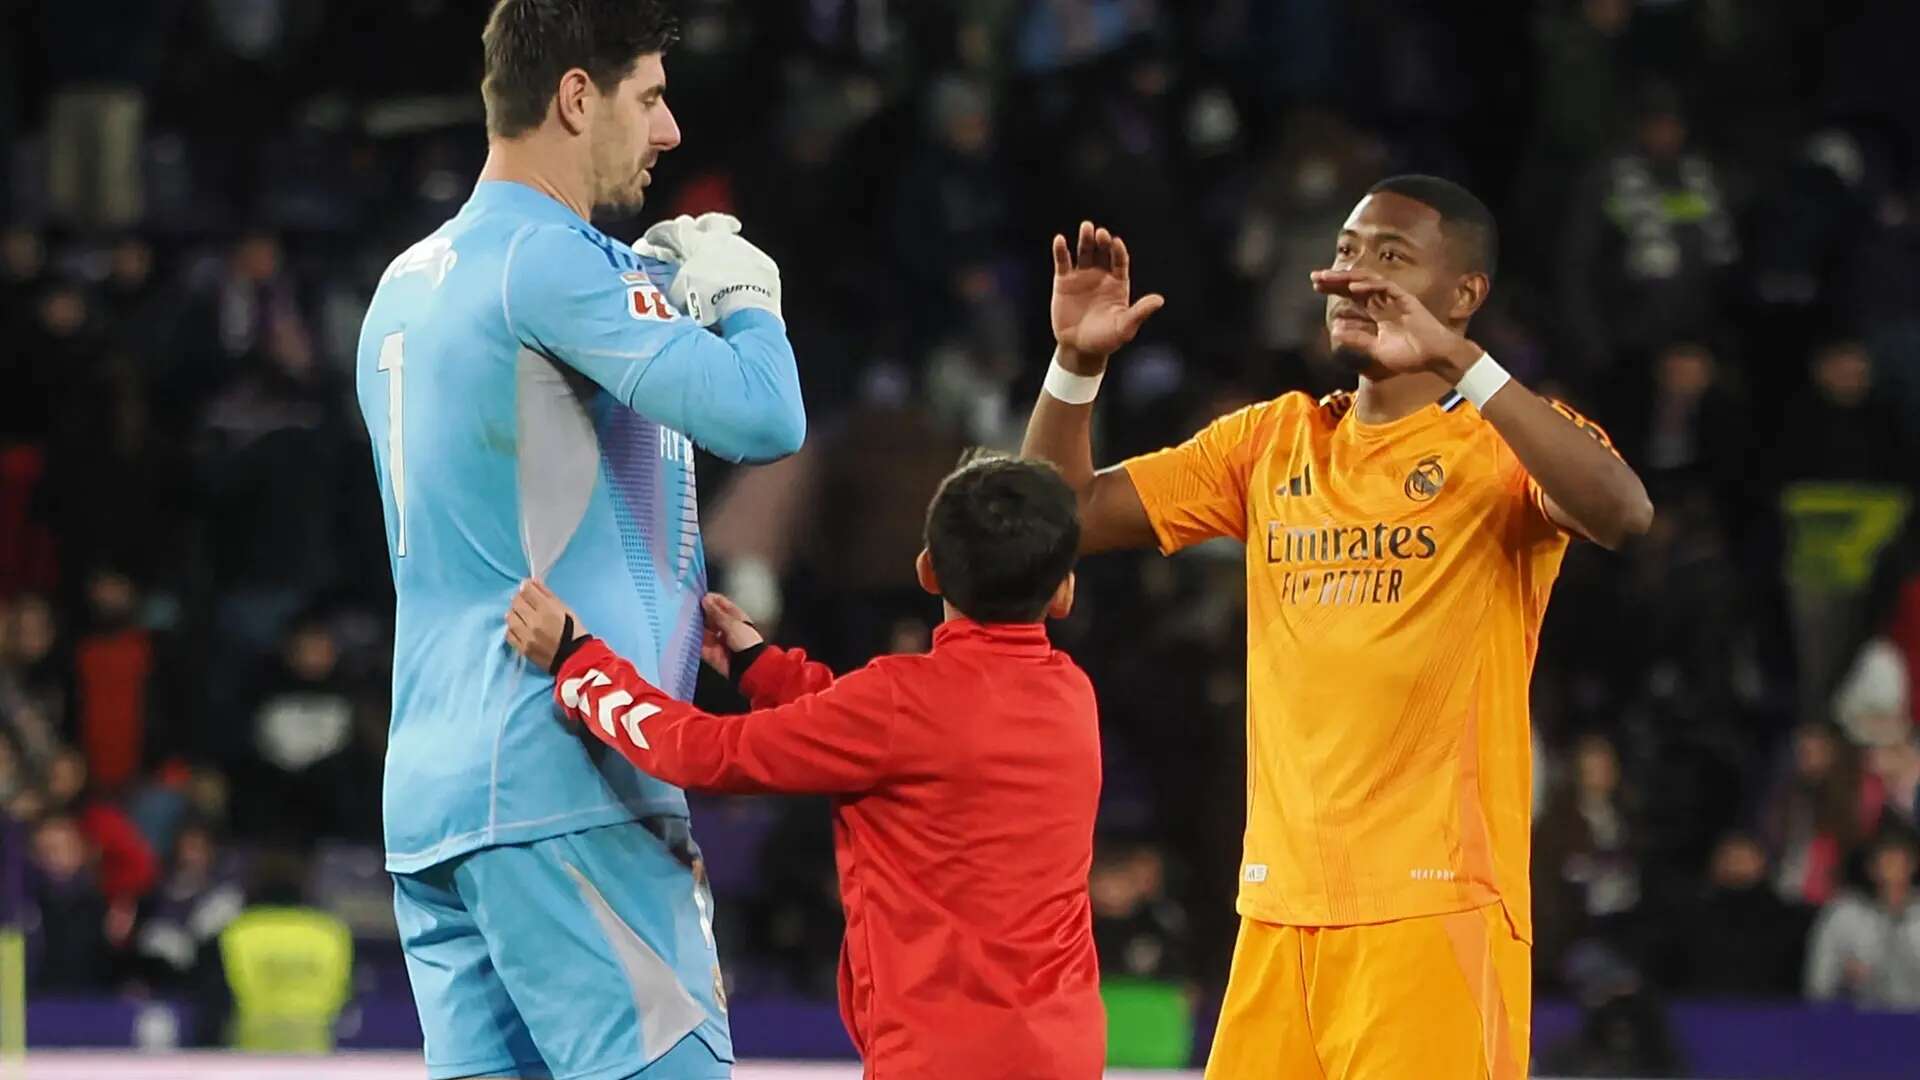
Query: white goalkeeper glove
634 212 740 263
634 213 781 326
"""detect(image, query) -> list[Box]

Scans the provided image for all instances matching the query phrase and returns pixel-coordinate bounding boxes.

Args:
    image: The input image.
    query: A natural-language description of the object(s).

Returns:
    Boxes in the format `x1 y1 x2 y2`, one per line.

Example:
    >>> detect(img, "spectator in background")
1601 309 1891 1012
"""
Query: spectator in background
133 819 243 991
1778 339 1916 487
15 278 106 449
0 231 63 595
0 226 49 356
1089 839 1192 983
1562 82 1738 385
744 802 842 1001
232 617 368 844
1864 732 1920 834
167 229 314 421
0 593 66 772
1538 946 1685 1079
1629 341 1754 529
1670 832 1810 997
1805 826 1920 1009
1535 734 1645 988
798 382 968 668
1765 723 1881 906
71 568 154 794
192 232 348 722
0 731 24 810
217 849 353 1053
1528 0 1633 171
1232 109 1385 360
40 0 182 229
1836 639 1912 750
26 812 113 991
891 75 1013 347
98 235 169 348
1014 0 1158 74
45 747 157 945
1778 338 1916 722
1860 519 1920 733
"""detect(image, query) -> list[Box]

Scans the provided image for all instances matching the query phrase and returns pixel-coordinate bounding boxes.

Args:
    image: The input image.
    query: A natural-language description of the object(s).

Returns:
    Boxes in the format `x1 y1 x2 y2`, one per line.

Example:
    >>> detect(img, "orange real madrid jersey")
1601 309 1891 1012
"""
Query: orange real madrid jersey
1122 389 1615 940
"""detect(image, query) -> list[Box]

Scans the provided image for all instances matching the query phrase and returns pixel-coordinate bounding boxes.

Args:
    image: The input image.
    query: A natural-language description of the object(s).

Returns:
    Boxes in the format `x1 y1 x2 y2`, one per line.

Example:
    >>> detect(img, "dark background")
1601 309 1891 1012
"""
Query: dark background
3 0 1919 1069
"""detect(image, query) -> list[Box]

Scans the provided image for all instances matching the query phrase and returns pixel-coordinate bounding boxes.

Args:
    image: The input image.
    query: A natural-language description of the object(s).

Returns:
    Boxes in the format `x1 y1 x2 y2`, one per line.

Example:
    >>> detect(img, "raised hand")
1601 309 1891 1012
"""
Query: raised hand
1310 269 1478 378
1051 221 1165 361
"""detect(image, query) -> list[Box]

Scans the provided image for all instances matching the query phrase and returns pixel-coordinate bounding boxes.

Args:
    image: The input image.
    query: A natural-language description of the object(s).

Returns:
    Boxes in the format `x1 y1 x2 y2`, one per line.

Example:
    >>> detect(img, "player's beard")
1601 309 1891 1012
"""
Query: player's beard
589 133 649 215
596 168 647 215
1331 344 1377 374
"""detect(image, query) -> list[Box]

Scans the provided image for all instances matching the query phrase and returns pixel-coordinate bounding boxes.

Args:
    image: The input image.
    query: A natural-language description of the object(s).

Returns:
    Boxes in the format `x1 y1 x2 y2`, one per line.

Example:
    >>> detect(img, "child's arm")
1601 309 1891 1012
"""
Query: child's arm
699 592 835 707
728 645 836 706
507 581 894 794
555 639 895 794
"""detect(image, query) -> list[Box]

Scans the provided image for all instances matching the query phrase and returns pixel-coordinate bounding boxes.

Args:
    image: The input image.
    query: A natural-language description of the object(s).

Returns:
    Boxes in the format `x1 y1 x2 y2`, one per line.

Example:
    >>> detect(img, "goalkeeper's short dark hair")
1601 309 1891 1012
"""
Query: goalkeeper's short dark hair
924 451 1081 624
482 0 680 139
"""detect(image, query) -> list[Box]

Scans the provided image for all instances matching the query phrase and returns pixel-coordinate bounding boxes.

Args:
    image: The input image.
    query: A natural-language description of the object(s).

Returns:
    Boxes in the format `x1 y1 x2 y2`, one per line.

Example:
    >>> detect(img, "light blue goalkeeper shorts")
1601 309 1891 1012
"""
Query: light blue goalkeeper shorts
393 817 732 1080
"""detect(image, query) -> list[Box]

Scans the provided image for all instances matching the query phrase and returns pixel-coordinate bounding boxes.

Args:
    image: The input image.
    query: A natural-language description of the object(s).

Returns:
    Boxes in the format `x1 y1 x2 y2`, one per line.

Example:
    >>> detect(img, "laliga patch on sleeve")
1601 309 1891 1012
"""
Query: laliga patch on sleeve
626 279 678 322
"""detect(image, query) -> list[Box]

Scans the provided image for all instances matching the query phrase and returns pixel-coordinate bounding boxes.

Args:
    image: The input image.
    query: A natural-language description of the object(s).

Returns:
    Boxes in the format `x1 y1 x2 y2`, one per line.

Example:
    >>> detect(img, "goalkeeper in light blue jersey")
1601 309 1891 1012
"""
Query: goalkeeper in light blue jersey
352 3 802 1077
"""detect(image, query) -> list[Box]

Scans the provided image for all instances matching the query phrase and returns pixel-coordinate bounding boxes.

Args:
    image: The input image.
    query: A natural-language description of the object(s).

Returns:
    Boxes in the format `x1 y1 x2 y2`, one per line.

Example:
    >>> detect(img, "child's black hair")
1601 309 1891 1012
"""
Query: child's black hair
923 451 1080 624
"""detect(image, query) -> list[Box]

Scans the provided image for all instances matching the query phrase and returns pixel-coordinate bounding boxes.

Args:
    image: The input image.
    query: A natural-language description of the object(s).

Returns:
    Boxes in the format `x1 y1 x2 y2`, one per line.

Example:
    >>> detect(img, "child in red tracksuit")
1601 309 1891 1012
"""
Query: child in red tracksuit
506 454 1105 1079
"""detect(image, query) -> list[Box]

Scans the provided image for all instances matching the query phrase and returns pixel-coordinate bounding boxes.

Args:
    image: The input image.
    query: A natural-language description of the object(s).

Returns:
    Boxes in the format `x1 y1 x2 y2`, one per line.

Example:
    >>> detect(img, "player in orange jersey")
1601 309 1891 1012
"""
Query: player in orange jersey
1021 175 1653 1079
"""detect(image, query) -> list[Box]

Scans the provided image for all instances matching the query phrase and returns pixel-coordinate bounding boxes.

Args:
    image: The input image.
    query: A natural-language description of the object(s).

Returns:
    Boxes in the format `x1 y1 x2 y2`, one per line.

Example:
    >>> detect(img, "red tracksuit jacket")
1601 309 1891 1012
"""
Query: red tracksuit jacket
553 618 1106 1079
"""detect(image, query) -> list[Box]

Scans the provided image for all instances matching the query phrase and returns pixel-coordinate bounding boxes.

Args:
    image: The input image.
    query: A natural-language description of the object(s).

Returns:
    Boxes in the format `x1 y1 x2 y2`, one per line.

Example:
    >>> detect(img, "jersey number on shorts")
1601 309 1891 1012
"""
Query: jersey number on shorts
378 331 409 557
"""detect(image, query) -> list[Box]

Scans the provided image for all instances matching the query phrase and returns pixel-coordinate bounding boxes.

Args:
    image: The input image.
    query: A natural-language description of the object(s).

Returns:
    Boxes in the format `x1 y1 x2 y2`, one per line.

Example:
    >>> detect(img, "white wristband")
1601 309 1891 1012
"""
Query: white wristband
1454 352 1512 410
1043 349 1105 405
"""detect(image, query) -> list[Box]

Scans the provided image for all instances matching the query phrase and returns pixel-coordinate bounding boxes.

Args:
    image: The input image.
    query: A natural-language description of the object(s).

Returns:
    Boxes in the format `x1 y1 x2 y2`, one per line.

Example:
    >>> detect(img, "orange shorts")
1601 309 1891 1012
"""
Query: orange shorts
1203 904 1530 1080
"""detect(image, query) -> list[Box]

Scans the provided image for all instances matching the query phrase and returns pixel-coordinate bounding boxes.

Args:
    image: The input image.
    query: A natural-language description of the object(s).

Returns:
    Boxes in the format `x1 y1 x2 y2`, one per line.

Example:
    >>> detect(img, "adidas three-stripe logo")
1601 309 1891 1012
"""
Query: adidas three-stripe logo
1276 464 1315 498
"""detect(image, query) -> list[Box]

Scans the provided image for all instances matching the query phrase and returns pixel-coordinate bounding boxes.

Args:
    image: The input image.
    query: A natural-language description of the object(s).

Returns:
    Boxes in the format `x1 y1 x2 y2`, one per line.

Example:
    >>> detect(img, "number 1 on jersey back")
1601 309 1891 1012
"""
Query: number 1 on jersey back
378 332 408 557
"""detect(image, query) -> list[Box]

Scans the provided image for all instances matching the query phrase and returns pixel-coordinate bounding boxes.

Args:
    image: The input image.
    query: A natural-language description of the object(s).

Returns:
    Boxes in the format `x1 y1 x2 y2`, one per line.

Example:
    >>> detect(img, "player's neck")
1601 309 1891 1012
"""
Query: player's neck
1351 370 1452 426
479 141 594 222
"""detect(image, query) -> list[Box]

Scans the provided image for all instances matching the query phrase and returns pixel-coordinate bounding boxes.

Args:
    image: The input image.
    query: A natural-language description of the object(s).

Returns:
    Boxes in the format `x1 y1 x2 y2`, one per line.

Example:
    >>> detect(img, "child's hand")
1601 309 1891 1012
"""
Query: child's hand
507 580 591 674
700 592 765 678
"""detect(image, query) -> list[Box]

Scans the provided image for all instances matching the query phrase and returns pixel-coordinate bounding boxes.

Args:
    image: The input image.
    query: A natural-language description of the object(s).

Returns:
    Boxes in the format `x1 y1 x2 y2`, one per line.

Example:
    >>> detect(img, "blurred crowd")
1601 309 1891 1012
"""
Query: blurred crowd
3 0 1920 1060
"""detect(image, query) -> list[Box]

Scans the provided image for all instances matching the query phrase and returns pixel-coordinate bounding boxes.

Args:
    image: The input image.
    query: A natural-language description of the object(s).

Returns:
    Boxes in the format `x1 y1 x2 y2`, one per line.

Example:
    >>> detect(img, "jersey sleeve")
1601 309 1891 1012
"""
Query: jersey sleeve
1507 398 1623 541
503 223 806 464
1120 399 1282 554
736 645 837 707
554 638 894 795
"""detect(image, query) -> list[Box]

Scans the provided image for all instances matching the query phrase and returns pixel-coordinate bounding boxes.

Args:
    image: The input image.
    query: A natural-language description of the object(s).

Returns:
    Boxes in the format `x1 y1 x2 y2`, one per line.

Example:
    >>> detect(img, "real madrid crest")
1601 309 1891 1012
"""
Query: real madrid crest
1404 456 1445 502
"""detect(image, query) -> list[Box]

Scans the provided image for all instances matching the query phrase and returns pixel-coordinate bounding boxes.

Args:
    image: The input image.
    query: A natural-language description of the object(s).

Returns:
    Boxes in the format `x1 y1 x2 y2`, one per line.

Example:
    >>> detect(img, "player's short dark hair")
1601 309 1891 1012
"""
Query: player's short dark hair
1367 174 1499 282
924 451 1080 624
482 0 680 139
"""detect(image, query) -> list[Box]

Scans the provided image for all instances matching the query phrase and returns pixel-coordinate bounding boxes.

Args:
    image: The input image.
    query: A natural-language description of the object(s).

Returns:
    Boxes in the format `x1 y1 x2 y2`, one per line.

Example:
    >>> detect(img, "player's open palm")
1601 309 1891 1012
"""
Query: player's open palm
1051 221 1165 358
1310 269 1460 374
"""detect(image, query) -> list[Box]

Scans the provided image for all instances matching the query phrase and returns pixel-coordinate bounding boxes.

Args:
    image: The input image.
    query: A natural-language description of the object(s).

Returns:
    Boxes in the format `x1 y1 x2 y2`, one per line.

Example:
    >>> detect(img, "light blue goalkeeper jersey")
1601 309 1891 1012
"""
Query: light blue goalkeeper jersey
356 181 805 873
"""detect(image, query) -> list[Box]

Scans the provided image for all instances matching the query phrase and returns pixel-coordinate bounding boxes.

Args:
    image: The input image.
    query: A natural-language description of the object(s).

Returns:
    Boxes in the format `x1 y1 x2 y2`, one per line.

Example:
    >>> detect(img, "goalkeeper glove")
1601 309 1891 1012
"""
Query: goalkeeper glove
635 213 782 327
635 212 741 262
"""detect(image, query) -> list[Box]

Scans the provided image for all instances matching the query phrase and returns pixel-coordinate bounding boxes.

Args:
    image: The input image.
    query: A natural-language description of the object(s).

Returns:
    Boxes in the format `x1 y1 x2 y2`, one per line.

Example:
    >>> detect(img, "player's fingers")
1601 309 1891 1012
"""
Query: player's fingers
1111 235 1131 279
1308 270 1352 296
1052 234 1072 277
706 593 747 622
507 608 535 638
1123 294 1166 337
1075 221 1095 267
